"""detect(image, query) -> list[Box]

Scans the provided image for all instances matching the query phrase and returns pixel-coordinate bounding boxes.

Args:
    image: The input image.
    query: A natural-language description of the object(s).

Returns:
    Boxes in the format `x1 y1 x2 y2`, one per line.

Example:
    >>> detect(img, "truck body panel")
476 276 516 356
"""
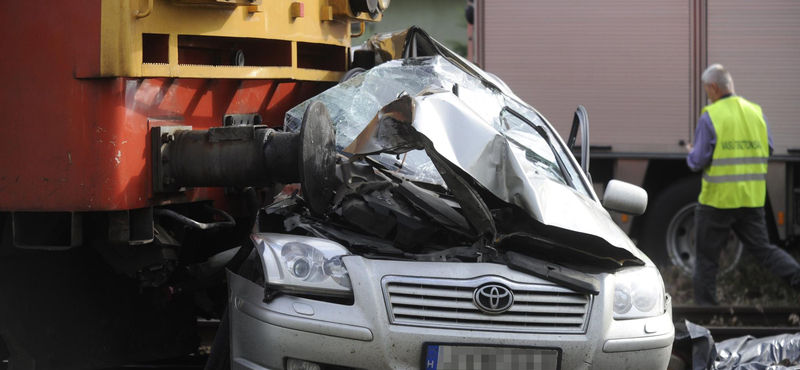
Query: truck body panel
475 0 799 157
477 0 692 154
707 0 800 155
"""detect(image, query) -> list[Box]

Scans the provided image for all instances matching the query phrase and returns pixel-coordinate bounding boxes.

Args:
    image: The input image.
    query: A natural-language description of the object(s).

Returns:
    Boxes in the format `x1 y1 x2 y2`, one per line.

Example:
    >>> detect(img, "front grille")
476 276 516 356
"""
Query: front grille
382 276 591 334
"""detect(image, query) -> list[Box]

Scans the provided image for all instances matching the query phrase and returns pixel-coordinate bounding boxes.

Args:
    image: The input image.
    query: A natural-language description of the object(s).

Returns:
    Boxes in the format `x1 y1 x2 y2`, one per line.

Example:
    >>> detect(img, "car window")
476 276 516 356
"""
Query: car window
498 109 568 186
502 99 591 197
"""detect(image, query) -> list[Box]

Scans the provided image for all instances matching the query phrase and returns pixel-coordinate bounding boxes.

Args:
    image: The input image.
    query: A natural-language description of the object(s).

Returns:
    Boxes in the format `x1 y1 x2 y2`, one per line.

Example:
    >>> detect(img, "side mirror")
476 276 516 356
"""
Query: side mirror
603 180 648 216
567 105 590 176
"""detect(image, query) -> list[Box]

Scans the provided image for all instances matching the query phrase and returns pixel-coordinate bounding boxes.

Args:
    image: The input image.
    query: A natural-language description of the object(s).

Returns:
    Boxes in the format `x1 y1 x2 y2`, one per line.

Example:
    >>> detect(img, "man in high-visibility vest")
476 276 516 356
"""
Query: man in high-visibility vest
687 64 800 306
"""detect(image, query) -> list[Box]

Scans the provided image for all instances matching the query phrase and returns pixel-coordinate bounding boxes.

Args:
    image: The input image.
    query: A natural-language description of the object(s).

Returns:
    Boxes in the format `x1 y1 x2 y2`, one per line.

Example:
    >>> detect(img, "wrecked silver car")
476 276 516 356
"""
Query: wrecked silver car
220 28 674 370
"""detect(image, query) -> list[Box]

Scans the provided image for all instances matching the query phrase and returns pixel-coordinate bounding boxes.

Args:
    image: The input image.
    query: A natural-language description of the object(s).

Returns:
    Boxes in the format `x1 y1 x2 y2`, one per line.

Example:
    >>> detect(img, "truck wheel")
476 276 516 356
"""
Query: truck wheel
640 177 742 275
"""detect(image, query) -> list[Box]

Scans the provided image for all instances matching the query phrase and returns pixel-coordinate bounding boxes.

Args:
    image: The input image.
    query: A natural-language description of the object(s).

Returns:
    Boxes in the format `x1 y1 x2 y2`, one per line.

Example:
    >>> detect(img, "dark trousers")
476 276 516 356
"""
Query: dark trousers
693 205 800 306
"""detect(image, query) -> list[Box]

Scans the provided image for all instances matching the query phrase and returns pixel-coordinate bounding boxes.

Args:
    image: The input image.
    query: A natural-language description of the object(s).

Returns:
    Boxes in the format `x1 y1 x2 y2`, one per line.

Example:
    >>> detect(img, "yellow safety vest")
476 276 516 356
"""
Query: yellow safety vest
698 96 769 209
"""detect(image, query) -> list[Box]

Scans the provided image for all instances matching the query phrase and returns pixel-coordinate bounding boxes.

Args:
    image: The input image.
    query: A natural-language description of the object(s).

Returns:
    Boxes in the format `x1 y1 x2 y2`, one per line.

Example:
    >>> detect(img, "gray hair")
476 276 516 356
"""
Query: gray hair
702 63 734 91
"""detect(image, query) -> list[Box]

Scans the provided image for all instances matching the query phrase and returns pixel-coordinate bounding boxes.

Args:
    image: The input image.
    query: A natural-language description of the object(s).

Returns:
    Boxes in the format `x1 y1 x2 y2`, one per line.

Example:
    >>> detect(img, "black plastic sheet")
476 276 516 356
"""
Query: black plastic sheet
675 320 718 370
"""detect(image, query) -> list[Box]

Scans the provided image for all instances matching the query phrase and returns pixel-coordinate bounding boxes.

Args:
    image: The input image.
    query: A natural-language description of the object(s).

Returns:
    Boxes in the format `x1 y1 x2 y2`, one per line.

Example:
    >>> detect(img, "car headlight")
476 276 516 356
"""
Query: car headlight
613 266 665 320
253 233 353 297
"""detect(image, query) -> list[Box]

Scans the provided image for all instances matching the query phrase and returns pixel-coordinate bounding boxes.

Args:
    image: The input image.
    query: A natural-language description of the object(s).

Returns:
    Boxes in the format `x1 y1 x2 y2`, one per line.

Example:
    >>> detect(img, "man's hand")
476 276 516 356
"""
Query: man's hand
685 143 694 152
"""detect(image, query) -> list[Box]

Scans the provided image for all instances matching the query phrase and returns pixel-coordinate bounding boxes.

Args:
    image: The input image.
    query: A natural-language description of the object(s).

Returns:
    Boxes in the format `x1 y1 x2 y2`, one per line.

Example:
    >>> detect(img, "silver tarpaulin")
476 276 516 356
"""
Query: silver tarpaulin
716 333 800 370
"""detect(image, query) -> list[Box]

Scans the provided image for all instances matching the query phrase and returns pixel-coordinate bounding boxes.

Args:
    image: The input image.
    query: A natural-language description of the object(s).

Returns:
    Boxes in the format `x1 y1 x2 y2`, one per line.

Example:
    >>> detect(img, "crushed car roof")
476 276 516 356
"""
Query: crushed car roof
284 28 647 267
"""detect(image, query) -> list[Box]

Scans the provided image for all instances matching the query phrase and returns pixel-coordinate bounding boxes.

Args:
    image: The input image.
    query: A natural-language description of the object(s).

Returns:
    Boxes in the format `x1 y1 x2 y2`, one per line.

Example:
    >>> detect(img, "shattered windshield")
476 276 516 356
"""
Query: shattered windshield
285 56 588 196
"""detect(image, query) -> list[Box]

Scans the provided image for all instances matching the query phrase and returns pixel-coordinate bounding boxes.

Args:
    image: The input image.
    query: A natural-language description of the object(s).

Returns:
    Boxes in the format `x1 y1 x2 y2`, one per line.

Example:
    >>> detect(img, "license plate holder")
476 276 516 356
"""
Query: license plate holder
423 344 561 370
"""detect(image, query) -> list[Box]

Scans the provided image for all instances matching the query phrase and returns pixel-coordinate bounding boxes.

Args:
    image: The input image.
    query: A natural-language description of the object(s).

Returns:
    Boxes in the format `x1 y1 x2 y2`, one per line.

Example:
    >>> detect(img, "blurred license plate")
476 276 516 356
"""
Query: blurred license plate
424 345 559 370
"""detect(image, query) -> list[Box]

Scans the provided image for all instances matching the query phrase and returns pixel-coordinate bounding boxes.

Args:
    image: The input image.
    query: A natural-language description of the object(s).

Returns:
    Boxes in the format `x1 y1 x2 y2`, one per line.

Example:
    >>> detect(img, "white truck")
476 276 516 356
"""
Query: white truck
470 0 800 274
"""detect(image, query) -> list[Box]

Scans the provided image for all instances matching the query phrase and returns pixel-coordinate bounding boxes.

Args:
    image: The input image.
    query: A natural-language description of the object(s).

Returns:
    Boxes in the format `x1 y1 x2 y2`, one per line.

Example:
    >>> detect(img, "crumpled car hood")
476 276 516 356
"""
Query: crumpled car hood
286 55 646 266
344 90 645 265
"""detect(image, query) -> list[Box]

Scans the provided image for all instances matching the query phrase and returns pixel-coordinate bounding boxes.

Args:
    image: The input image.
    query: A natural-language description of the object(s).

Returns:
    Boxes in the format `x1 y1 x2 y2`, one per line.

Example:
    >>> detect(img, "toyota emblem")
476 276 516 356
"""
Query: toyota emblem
473 284 514 314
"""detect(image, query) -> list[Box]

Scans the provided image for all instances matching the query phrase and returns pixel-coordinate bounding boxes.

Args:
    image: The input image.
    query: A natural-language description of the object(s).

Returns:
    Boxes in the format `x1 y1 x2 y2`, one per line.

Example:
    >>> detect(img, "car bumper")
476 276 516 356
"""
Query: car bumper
228 257 674 370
